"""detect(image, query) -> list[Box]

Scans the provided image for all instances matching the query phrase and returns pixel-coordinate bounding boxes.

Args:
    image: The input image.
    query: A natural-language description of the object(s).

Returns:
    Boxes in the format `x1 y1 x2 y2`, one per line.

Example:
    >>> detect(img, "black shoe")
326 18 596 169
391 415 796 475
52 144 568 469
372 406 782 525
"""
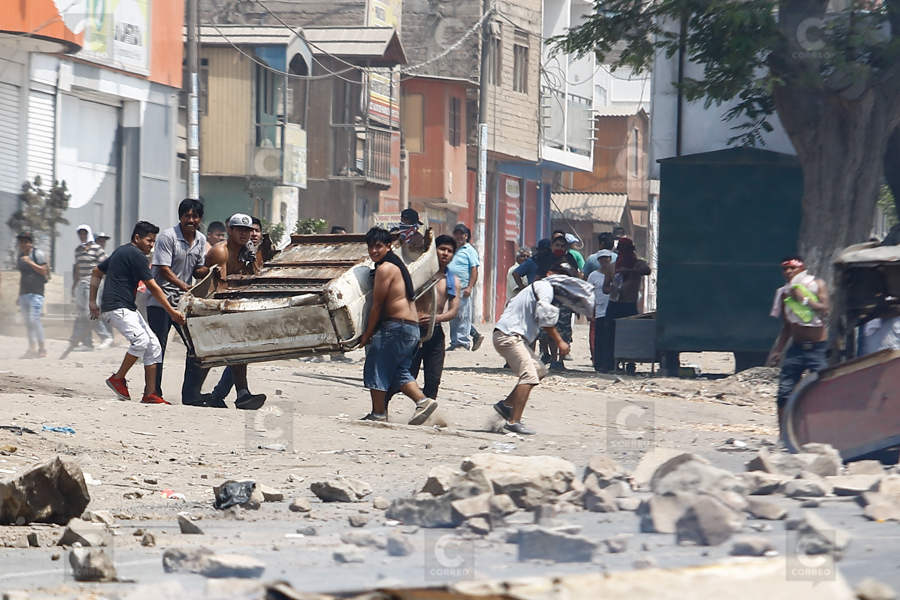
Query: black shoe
549 361 567 371
472 333 484 351
182 396 207 407
540 353 552 364
235 391 266 410
200 393 228 408
360 413 387 422
493 401 512 421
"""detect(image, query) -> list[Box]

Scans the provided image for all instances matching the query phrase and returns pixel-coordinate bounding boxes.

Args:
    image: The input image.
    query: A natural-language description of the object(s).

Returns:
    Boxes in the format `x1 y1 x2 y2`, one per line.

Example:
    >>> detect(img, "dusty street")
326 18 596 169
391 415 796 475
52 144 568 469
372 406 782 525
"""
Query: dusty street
0 325 894 599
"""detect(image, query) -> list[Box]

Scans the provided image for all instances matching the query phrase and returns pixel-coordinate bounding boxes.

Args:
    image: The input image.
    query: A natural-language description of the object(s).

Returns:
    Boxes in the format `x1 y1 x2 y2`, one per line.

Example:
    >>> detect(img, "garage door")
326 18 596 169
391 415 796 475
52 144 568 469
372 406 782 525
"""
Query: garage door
0 82 21 194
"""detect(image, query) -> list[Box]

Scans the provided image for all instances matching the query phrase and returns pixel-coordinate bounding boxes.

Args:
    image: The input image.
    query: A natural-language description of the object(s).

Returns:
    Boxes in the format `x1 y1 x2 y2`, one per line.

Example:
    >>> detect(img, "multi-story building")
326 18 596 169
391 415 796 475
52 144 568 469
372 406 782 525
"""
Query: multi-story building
0 0 186 270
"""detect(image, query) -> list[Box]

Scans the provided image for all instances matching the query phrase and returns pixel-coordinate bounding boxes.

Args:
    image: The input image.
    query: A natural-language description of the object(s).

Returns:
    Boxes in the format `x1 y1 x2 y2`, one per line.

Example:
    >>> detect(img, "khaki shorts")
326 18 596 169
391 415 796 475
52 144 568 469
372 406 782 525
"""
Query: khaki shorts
492 329 548 386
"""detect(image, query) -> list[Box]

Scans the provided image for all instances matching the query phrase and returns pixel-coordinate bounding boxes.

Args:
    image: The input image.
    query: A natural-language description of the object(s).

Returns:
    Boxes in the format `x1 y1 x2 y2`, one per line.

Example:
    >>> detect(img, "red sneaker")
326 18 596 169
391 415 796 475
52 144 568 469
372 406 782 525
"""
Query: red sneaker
140 393 171 405
106 375 130 401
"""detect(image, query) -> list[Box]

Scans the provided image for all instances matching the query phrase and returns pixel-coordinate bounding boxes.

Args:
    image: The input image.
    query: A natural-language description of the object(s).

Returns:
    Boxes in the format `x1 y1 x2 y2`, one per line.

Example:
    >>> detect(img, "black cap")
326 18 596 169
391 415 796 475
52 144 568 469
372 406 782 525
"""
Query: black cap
16 231 33 241
453 223 469 234
400 208 422 225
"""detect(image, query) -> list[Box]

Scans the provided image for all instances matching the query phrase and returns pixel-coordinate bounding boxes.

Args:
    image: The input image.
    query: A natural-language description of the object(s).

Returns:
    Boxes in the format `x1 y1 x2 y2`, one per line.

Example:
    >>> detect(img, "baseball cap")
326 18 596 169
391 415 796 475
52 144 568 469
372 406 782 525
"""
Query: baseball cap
400 208 422 225
564 233 579 245
95 231 110 239
549 261 575 276
16 231 33 241
597 249 614 259
227 213 253 228
453 223 469 234
537 238 551 250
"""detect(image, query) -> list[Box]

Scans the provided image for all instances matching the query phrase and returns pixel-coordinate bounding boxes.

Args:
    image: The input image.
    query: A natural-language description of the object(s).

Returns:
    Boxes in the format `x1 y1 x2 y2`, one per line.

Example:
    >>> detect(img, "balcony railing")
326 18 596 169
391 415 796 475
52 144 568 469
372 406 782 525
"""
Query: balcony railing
332 124 392 187
541 86 592 156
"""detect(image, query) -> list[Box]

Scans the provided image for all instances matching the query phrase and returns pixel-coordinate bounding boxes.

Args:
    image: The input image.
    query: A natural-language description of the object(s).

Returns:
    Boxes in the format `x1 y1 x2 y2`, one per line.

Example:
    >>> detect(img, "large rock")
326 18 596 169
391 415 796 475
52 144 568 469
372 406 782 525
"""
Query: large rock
745 446 842 478
731 536 775 557
517 526 598 562
651 455 747 498
198 554 265 579
740 471 788 495
69 548 117 582
0 457 90 525
637 492 696 534
793 511 851 560
386 484 482 528
386 534 415 557
745 449 782 474
847 460 885 476
451 493 491 521
825 475 881 496
309 476 372 502
631 448 686 489
781 478 833 498
488 494 518 524
800 443 843 477
460 454 577 508
421 466 462 496
584 456 627 484
57 521 109 547
675 495 744 546
855 577 898 600
745 497 787 520
162 547 215 573
583 485 619 513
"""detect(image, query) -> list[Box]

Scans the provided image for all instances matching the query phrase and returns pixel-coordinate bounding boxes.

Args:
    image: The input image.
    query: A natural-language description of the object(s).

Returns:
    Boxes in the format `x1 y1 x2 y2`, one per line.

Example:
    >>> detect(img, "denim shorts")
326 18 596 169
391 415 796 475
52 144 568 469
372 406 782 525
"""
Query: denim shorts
364 321 421 391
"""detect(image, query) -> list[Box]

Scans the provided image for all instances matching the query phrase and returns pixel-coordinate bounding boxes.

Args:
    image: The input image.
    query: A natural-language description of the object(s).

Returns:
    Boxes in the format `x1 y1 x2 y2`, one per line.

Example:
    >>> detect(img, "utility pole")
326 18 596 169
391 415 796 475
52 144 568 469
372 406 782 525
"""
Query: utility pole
474 0 491 324
186 0 200 199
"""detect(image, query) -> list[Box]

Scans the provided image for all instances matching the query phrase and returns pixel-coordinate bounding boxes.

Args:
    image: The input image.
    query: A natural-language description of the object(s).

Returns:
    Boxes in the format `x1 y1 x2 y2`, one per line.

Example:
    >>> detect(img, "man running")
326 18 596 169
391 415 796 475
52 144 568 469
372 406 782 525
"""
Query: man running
768 255 829 428
358 227 438 424
384 234 460 407
90 221 184 405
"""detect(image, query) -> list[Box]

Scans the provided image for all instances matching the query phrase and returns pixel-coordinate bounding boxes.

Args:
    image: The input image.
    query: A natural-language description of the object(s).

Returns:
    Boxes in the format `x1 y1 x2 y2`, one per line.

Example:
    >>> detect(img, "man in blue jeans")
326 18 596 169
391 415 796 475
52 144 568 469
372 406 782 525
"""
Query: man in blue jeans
16 231 49 359
358 227 438 425
767 254 830 430
448 224 483 350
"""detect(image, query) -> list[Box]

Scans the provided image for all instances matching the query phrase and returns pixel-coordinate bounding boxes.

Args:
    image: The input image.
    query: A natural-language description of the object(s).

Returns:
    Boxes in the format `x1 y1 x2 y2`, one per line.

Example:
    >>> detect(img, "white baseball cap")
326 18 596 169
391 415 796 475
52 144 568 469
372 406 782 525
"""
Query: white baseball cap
227 213 253 228
597 249 614 258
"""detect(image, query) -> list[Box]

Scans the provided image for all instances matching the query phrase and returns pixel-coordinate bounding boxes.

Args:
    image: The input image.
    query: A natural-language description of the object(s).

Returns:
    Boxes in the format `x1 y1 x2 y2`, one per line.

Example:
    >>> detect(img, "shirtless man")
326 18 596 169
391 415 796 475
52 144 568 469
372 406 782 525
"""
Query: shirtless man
358 227 438 424
601 237 651 374
767 254 829 428
183 213 267 410
384 234 460 407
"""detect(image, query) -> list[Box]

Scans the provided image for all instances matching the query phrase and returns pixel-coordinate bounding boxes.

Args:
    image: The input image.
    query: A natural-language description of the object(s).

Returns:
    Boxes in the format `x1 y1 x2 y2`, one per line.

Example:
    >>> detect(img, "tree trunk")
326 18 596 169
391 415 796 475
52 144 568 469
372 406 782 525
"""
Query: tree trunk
772 86 899 282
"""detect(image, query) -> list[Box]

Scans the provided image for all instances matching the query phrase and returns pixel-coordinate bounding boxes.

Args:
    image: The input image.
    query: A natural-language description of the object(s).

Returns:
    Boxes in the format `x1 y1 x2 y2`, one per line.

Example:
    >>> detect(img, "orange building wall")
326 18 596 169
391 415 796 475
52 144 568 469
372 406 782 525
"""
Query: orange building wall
0 0 83 52
150 0 186 87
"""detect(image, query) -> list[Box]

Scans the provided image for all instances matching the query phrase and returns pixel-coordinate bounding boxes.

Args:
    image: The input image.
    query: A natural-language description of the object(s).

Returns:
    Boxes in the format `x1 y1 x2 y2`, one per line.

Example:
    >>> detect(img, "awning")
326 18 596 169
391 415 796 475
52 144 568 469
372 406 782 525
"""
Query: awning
550 192 629 223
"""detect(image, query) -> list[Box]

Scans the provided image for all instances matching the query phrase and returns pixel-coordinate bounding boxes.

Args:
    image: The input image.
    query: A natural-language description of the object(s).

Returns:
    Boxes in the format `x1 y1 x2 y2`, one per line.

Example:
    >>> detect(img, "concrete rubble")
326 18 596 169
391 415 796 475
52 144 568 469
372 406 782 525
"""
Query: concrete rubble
0 456 90 525
69 547 117 582
310 476 373 502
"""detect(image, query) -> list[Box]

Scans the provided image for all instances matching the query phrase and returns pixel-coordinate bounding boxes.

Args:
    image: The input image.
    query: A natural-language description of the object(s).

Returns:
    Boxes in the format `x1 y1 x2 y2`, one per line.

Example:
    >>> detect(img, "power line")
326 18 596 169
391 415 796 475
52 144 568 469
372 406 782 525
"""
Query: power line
400 6 495 74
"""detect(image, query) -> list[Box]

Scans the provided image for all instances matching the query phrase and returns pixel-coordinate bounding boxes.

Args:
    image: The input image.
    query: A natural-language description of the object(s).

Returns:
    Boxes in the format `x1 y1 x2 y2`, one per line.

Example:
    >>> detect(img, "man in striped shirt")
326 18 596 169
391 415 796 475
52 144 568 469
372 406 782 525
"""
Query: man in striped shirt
68 225 113 352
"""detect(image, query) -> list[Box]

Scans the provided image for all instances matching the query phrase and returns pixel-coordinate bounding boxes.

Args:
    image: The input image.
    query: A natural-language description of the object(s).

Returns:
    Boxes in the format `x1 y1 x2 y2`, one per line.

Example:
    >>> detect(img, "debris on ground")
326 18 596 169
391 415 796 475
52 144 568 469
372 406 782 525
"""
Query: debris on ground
0 456 90 525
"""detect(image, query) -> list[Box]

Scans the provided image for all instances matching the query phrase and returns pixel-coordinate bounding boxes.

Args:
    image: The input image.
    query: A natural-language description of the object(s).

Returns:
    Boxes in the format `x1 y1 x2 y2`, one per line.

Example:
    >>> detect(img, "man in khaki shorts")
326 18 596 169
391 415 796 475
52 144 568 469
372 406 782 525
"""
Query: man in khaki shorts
491 263 571 435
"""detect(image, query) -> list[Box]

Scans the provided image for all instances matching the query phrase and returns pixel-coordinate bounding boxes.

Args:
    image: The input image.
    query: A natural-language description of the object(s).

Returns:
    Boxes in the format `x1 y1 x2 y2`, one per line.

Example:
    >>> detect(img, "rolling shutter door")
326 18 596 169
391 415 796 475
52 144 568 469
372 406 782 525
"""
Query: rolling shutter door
0 82 20 194
27 90 55 185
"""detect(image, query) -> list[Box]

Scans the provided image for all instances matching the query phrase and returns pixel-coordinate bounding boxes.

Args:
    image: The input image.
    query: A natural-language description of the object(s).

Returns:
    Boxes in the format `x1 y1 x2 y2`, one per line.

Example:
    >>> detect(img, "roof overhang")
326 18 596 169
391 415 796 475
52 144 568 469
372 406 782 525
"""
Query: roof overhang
302 26 406 67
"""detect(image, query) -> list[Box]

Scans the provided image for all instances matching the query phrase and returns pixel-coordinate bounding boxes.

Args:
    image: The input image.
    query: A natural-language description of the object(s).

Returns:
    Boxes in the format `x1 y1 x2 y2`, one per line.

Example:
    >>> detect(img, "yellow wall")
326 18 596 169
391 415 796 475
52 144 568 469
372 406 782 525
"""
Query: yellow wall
200 47 253 176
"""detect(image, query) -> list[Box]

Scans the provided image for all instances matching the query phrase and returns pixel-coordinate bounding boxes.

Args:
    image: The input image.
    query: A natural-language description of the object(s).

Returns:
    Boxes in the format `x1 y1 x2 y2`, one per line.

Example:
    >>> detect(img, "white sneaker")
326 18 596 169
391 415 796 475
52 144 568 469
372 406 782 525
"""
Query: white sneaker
408 398 438 425
97 338 113 350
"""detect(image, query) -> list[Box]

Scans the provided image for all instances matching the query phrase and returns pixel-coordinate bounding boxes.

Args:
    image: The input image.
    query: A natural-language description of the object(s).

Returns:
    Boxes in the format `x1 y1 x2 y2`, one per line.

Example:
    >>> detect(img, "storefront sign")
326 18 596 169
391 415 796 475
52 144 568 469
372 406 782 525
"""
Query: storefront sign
80 0 151 75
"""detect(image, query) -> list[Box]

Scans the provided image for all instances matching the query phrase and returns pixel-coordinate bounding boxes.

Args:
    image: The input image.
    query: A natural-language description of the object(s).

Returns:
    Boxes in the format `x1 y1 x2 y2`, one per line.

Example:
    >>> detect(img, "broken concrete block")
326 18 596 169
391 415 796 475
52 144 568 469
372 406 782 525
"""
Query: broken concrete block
863 501 900 522
333 545 365 563
675 495 744 546
451 493 492 521
339 531 386 549
466 517 491 535
140 532 155 547
348 514 370 528
385 494 458 528
0 457 90 525
258 485 284 502
162 547 214 573
421 465 461 496
745 497 787 520
637 493 695 534
781 478 832 498
199 554 265 579
652 457 747 498
740 471 788 495
793 511 851 560
825 475 881 496
745 449 782 475
876 475 900 495
310 476 372 502
616 497 642 511
584 455 627 484
288 497 311 512
584 486 619 513
242 486 265 510
57 521 109 547
69 547 117 582
731 536 775 556
630 448 685 489
488 494 518 523
372 497 390 510
517 526 598 562
460 454 577 506
178 515 204 535
386 534 415 557
26 533 38 548
599 479 632 498
800 443 843 477
84 510 114 526
847 460 885 476
855 577 898 600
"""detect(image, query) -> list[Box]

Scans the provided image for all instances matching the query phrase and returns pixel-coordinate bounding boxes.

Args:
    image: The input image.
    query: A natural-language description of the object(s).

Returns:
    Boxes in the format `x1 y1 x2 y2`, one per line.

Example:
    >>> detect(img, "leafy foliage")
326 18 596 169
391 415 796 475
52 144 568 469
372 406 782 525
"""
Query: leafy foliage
261 218 286 246
879 185 898 229
295 218 328 235
7 177 70 237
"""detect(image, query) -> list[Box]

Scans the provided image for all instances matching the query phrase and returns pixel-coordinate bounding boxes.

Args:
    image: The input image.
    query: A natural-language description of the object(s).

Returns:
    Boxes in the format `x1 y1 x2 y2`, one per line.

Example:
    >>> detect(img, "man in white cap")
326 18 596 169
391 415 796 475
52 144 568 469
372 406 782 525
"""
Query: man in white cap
182 213 267 410
67 224 113 354
588 249 614 372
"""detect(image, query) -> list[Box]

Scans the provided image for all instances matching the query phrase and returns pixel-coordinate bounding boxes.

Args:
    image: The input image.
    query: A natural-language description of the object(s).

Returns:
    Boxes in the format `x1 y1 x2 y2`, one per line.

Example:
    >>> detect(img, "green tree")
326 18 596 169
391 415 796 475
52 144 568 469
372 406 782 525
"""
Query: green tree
7 177 70 263
295 218 328 235
553 0 900 277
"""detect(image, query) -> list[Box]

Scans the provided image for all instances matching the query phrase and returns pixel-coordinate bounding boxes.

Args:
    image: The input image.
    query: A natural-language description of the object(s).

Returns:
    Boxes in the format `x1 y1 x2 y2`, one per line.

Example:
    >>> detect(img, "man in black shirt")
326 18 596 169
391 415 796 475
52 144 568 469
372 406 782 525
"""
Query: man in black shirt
89 221 185 405
16 231 49 359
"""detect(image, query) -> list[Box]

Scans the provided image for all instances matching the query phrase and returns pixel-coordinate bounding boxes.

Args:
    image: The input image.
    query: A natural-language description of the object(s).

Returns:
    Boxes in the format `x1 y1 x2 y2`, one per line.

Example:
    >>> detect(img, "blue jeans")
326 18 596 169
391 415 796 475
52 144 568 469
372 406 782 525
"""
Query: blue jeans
364 321 420 391
449 294 472 348
777 341 828 408
212 367 235 400
19 293 45 346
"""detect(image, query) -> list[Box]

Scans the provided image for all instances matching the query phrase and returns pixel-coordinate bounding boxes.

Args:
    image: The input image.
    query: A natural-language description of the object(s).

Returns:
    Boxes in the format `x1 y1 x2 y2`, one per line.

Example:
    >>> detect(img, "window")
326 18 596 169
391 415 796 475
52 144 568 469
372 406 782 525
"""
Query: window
632 128 640 176
402 93 424 153
513 31 529 94
487 37 502 86
449 96 461 147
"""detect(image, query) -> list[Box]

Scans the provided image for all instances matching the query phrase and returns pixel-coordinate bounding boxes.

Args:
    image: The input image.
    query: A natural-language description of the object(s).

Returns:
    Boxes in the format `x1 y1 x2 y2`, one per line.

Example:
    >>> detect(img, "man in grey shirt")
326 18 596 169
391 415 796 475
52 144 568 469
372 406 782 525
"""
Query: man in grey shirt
146 198 208 402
